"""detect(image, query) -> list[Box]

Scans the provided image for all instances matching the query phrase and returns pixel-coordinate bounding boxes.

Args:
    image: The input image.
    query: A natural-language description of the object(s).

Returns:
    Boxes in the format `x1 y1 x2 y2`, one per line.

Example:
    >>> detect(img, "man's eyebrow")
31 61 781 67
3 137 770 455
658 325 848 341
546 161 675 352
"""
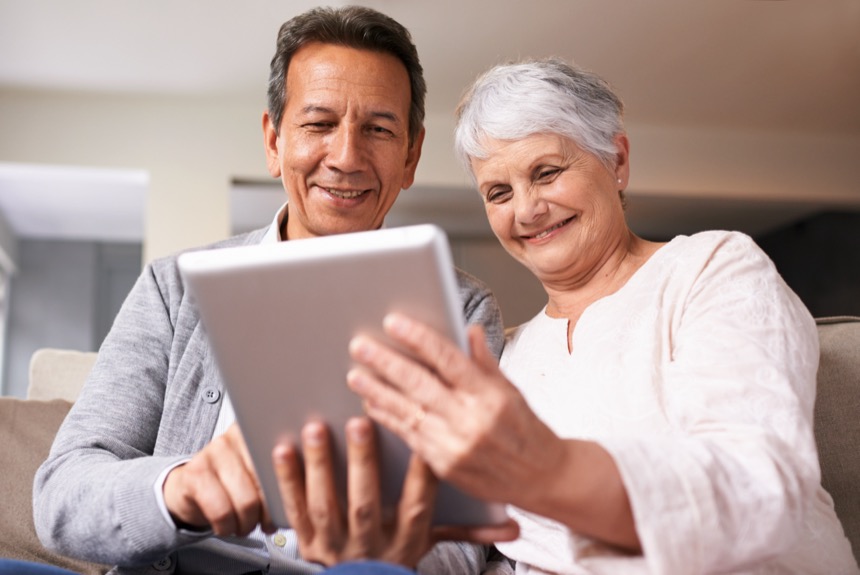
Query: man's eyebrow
369 111 401 124
298 105 401 124
300 105 335 115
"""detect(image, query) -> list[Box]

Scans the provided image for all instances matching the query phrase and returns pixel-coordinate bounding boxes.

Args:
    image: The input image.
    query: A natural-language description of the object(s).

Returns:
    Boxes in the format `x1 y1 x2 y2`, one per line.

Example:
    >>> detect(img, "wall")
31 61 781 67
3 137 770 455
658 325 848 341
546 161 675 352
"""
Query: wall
2 89 860 263
2 239 141 397
0 89 267 262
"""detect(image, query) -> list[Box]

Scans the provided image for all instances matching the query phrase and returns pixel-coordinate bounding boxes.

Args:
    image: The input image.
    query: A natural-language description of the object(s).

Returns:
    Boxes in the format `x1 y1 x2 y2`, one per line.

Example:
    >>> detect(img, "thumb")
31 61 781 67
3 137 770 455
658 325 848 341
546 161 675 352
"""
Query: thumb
467 324 500 373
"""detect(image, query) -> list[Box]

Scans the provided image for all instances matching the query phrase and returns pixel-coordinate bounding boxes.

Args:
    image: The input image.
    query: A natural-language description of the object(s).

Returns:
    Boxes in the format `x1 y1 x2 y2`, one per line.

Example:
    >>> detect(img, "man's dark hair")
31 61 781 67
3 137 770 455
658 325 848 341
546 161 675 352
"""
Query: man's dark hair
267 5 426 145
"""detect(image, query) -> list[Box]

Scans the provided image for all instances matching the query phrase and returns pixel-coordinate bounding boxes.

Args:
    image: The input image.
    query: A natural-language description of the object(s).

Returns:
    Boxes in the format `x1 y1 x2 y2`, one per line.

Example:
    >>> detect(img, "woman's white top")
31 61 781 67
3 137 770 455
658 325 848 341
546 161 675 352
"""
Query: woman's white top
497 231 858 575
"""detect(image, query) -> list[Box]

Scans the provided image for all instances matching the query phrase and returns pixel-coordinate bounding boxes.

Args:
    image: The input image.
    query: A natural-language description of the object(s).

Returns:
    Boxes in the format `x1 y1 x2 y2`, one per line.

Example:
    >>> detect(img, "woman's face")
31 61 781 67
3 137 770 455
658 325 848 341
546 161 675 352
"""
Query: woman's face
471 132 630 285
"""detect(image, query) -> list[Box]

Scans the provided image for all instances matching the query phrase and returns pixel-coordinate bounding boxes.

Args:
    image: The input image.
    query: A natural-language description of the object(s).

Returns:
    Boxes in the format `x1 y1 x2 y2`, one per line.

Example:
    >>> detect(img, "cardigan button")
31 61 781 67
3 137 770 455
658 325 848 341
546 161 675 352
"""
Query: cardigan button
201 387 221 404
153 556 172 571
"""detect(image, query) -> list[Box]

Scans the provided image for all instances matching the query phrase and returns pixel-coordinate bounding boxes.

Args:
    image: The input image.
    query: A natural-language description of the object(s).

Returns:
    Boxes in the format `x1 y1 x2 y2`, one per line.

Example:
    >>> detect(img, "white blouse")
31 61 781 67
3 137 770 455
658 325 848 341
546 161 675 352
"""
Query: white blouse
496 231 858 574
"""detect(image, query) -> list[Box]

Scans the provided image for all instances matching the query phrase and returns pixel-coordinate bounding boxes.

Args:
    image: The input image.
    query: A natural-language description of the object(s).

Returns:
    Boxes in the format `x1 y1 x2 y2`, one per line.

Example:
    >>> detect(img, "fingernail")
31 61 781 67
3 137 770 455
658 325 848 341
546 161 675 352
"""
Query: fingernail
272 444 290 462
347 368 365 391
346 418 371 444
383 313 408 336
349 336 373 361
302 421 326 447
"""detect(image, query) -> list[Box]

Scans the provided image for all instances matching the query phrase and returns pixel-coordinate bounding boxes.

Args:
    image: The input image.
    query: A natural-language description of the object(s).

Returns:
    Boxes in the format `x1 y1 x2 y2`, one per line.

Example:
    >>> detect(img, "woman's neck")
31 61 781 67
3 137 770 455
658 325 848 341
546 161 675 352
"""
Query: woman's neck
543 232 664 322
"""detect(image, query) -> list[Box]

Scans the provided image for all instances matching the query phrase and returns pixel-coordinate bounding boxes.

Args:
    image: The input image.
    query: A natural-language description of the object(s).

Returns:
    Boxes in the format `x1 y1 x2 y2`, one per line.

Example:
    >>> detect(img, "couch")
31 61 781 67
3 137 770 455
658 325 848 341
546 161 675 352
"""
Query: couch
0 349 107 574
2 317 859 572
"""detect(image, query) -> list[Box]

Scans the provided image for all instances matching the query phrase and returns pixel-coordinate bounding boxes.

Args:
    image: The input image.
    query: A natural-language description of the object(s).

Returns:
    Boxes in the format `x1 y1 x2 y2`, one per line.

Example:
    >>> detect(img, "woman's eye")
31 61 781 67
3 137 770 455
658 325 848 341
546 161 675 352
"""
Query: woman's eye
537 167 560 180
486 188 512 204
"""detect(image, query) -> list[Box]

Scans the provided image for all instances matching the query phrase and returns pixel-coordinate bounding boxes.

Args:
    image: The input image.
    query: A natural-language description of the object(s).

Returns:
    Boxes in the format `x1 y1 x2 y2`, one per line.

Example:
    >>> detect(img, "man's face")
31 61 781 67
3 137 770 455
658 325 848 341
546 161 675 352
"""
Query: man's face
263 42 424 240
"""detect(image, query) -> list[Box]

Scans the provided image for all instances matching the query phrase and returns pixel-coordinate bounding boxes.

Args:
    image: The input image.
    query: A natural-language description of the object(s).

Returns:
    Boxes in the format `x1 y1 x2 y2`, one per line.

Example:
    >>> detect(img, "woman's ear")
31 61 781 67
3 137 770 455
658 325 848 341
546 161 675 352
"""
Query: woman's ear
614 133 630 187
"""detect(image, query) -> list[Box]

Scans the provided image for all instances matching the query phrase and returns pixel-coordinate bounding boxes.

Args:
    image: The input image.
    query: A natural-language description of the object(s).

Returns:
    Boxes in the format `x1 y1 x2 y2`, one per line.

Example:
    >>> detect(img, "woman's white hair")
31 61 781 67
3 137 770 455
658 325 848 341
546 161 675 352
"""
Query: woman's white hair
454 57 625 178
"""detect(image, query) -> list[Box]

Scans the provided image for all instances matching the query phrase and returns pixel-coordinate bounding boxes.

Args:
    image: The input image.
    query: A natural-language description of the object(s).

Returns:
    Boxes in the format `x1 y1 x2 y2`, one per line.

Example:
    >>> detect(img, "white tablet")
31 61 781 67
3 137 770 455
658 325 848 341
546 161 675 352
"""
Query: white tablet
178 224 507 528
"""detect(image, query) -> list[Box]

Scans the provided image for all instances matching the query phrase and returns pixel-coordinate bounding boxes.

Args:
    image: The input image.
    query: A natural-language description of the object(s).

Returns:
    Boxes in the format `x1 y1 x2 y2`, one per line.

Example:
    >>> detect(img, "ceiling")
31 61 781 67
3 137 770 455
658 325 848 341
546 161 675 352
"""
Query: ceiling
1 0 859 242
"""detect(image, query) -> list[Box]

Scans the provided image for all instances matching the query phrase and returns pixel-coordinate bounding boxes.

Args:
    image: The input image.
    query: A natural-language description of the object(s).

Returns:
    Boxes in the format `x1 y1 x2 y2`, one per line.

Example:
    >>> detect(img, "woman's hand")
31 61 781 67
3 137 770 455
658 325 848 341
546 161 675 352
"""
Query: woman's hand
346 313 564 510
347 313 640 552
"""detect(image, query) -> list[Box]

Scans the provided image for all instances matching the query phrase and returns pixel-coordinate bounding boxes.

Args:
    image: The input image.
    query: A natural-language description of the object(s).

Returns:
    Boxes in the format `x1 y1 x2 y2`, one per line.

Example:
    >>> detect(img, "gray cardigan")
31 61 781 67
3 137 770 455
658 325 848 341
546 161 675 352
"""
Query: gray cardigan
33 227 505 574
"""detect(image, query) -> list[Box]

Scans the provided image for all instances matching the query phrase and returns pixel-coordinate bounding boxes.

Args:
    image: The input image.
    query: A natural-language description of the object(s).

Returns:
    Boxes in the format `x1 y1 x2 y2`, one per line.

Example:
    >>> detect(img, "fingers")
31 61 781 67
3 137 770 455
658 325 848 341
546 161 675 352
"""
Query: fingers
163 424 267 537
272 440 313 537
301 421 345 552
383 313 485 389
347 366 431 444
349 334 445 413
397 455 438 528
349 314 493 406
221 425 271 535
432 518 520 545
383 454 438 566
345 417 382 555
467 323 503 375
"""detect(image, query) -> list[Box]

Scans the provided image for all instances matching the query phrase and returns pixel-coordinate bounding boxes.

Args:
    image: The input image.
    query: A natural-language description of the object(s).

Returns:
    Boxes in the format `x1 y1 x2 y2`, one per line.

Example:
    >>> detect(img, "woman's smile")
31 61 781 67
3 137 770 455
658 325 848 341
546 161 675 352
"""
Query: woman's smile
523 215 576 242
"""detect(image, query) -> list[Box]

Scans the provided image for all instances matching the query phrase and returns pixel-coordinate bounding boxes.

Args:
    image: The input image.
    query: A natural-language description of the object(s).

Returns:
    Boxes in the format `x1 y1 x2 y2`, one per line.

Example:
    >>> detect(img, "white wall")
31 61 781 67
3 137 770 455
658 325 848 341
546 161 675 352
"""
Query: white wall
0 89 269 262
3 88 860 265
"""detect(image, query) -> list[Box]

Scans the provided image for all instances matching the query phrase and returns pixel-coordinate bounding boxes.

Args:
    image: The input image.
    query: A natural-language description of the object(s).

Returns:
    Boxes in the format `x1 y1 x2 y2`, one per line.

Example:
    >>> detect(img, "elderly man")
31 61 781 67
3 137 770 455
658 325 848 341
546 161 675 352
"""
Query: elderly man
33 6 512 575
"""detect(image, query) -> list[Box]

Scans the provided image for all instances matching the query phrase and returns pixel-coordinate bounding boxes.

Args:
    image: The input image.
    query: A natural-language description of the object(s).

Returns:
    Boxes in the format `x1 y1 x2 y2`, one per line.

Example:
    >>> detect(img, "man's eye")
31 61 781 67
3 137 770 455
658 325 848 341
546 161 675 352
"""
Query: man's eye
368 125 394 136
303 122 333 131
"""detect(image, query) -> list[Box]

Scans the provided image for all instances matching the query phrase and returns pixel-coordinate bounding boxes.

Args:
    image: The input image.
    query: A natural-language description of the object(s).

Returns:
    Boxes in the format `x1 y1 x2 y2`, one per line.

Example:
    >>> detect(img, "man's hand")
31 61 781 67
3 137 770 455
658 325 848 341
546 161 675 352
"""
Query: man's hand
273 417 517 568
162 423 273 536
272 417 437 567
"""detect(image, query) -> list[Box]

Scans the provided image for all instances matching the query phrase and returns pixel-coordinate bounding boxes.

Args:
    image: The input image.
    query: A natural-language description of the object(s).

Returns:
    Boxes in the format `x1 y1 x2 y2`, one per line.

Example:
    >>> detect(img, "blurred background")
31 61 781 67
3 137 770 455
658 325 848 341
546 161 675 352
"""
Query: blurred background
1 0 859 396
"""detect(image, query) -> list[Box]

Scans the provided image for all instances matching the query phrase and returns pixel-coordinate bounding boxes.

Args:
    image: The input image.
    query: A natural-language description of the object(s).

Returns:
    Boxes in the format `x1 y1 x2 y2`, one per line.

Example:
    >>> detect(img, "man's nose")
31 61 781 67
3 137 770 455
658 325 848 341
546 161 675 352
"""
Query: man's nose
325 124 365 173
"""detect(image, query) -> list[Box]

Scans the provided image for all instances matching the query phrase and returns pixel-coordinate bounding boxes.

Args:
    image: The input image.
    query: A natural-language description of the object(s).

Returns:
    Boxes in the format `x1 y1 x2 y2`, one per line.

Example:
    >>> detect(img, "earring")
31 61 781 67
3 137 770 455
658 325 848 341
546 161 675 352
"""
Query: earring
617 178 622 184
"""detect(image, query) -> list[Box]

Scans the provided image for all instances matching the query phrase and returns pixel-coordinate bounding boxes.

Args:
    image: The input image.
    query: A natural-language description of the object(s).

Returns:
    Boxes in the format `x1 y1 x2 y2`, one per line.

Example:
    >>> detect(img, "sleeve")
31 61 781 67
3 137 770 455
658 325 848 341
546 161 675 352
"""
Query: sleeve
598 234 822 573
456 269 505 359
33 263 203 566
417 542 486 574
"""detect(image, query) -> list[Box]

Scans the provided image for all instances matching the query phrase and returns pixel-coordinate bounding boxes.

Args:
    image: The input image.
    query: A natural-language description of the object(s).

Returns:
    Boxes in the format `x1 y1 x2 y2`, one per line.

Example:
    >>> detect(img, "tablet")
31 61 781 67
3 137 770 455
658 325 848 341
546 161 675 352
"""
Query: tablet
177 224 507 528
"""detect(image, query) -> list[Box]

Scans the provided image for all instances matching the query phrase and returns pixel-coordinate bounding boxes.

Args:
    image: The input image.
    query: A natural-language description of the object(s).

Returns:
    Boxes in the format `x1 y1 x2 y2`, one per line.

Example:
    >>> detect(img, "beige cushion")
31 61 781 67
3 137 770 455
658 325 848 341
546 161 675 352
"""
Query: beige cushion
814 316 860 562
27 348 98 402
0 397 109 574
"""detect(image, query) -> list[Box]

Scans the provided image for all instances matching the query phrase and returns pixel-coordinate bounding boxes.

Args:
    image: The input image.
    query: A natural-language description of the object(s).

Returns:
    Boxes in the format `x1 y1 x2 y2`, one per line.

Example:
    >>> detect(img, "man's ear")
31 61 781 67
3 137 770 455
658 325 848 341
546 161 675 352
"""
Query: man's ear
262 110 281 178
400 128 425 190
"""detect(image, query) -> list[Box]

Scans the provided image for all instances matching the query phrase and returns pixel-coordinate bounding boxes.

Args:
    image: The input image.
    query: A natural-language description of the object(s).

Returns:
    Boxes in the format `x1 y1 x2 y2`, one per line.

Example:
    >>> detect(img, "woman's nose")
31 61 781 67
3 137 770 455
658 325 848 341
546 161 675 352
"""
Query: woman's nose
513 186 549 225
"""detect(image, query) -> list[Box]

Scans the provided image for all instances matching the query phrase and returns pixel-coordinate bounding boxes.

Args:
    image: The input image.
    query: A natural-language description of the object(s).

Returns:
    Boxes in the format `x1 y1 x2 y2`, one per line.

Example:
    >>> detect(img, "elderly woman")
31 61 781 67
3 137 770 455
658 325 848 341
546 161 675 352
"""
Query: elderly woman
345 58 859 574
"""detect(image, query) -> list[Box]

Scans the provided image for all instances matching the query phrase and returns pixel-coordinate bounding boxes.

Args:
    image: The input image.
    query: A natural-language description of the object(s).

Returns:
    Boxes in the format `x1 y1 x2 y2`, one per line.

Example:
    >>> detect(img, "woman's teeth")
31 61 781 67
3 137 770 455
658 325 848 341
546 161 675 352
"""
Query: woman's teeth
532 217 572 239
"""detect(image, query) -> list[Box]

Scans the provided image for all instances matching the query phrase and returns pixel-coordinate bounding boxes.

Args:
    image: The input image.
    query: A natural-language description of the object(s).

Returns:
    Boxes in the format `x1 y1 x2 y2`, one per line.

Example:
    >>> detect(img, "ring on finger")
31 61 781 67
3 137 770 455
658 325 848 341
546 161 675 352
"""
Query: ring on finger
406 404 427 431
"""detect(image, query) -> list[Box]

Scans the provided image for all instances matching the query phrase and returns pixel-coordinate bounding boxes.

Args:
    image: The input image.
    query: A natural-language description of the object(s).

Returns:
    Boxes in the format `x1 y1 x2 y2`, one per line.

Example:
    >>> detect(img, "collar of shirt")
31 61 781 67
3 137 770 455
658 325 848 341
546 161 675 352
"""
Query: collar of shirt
261 201 289 245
